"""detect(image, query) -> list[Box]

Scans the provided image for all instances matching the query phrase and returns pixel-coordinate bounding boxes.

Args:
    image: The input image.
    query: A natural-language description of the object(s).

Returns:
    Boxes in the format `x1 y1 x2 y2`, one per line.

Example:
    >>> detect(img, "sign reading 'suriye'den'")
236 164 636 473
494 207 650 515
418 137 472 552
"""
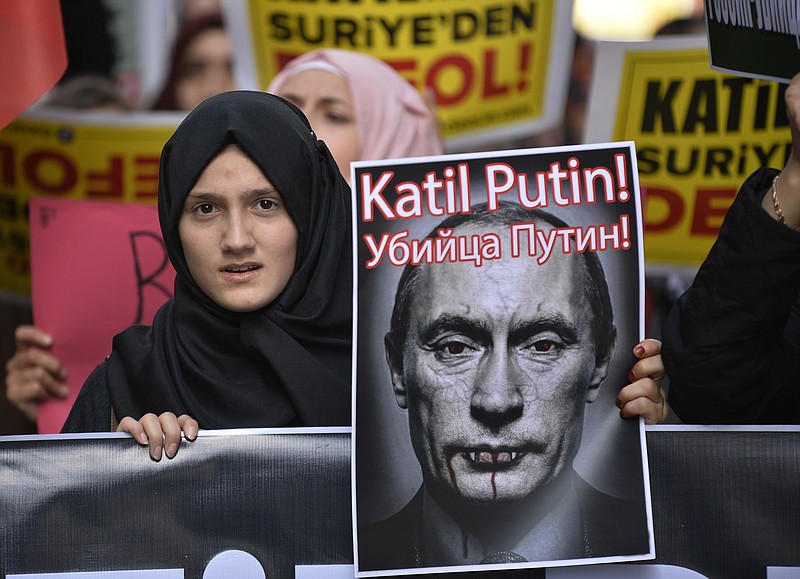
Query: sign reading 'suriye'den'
223 0 576 148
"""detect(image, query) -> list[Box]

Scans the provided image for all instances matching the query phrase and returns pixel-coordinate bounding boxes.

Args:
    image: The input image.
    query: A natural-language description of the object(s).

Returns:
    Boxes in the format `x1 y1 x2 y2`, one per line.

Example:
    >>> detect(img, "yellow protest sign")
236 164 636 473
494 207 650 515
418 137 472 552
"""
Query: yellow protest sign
225 0 573 148
587 37 791 266
0 110 180 296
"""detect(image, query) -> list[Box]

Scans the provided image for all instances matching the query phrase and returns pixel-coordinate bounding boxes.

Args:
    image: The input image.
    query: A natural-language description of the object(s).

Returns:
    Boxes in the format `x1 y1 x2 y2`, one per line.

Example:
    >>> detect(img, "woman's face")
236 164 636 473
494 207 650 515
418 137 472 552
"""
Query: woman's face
275 69 361 183
179 144 298 312
174 27 234 111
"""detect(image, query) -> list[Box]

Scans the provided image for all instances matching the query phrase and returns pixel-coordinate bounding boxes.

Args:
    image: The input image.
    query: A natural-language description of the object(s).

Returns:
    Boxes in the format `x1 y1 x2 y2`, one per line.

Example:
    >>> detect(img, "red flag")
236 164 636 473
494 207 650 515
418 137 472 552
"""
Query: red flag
0 1 67 129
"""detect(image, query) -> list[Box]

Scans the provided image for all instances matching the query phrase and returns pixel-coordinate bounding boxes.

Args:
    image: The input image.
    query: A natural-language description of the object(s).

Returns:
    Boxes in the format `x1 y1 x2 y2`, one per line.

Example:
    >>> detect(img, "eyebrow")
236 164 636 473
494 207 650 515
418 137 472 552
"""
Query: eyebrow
418 313 581 346
508 315 581 346
280 92 350 108
419 314 491 345
185 187 280 203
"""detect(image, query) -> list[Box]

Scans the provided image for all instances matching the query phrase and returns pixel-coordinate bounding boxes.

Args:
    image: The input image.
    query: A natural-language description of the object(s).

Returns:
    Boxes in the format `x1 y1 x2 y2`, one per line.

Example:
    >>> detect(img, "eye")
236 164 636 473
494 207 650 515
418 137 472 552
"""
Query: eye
193 203 216 215
432 337 478 362
532 339 556 352
522 335 567 355
256 199 277 211
325 109 352 125
179 61 206 80
444 341 467 355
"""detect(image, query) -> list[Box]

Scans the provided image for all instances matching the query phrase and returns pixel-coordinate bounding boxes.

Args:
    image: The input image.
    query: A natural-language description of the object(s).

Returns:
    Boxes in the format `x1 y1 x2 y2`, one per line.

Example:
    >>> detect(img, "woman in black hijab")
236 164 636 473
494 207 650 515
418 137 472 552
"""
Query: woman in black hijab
62 91 352 456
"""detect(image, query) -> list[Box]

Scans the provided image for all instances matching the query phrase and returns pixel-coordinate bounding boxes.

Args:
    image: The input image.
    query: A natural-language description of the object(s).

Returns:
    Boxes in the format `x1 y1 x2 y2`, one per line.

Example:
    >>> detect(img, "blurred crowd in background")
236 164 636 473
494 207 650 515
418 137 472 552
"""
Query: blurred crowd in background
0 0 706 434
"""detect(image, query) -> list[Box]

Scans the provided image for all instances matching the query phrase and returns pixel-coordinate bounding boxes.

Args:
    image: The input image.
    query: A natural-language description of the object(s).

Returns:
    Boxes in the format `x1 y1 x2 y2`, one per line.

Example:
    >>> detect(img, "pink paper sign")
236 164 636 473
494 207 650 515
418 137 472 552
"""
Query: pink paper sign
29 197 175 433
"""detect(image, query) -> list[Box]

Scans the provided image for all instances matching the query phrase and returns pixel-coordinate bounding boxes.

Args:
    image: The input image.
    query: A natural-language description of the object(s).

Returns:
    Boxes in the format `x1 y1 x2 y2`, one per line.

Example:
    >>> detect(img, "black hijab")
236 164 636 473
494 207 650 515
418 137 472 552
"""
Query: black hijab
106 90 352 427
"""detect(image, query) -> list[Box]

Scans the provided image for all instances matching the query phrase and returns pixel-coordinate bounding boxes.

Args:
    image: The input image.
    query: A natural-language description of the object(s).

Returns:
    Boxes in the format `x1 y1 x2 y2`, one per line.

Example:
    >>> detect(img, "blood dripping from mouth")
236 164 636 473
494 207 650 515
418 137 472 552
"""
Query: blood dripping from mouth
445 452 505 558
447 452 503 499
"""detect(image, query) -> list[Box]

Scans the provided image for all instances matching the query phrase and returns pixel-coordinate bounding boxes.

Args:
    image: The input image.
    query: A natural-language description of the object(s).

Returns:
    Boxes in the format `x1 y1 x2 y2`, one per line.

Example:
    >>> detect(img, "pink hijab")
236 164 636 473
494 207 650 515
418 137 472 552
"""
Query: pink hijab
268 49 443 162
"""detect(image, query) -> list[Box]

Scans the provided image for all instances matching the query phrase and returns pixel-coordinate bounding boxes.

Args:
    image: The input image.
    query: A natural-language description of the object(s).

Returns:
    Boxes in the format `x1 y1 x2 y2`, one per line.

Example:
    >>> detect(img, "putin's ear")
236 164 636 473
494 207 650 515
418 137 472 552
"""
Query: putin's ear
586 325 617 404
385 332 408 409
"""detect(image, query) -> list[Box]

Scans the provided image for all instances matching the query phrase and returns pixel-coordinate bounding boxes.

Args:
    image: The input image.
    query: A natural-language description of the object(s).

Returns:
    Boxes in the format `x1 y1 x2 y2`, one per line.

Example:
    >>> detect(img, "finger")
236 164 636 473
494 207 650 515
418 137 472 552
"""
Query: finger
618 379 662 407
13 325 54 349
619 395 665 425
177 414 199 441
629 355 666 385
18 363 68 398
632 338 661 359
6 371 56 405
117 416 149 446
139 413 167 461
159 412 182 459
6 348 68 383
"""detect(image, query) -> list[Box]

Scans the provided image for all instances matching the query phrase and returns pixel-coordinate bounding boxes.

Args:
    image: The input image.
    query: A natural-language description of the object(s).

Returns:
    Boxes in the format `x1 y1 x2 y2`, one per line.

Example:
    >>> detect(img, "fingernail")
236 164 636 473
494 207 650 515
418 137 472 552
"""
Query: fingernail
187 425 198 440
615 398 624 409
627 370 636 382
619 408 626 419
138 432 148 445
634 345 645 357
166 442 178 458
151 446 162 461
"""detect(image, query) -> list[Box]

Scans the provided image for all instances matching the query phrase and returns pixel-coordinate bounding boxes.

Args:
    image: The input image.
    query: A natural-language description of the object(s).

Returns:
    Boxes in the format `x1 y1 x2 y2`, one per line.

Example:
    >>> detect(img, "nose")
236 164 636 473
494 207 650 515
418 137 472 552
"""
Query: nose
220 213 255 253
470 349 525 429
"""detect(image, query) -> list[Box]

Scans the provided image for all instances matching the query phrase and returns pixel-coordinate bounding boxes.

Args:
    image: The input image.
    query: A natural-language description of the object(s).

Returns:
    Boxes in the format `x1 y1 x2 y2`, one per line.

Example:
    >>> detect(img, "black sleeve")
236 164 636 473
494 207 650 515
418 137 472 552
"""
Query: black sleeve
662 168 800 424
60 359 113 433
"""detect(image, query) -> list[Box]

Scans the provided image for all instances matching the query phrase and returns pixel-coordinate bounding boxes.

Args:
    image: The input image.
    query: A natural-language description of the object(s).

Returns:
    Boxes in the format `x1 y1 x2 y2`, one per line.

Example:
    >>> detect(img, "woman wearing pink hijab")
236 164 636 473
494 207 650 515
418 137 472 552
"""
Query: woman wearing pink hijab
268 48 443 183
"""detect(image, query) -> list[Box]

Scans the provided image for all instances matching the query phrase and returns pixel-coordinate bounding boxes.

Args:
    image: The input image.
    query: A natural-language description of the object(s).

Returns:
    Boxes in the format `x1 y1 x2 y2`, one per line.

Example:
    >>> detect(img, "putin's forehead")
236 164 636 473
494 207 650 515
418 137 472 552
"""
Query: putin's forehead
407 223 593 338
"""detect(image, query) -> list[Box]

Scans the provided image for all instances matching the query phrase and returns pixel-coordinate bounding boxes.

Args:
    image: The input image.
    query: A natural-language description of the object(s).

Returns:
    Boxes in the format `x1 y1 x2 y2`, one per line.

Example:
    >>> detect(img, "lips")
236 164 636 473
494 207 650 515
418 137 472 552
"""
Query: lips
455 449 527 472
222 264 261 273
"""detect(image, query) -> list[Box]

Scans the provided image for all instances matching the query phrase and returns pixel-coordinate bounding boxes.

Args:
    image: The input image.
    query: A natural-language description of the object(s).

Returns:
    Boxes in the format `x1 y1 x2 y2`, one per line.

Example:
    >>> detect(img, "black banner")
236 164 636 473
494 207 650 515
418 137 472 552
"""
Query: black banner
1 427 799 578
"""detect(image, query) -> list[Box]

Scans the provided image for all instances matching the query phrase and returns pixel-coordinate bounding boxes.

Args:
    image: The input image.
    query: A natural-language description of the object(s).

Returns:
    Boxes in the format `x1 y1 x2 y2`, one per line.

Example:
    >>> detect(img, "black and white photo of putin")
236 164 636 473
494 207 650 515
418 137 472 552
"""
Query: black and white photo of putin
356 202 651 573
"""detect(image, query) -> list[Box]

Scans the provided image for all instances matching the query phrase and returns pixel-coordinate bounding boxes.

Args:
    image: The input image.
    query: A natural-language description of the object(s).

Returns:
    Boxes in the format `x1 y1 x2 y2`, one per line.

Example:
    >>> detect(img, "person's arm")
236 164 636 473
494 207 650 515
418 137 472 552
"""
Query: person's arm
618 339 668 425
662 73 800 424
761 73 800 228
5 325 69 422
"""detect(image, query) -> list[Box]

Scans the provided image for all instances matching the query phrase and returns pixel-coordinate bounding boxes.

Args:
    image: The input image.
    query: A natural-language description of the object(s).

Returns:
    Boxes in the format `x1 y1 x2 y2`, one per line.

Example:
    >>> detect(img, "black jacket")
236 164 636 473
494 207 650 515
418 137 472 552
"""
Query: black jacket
663 168 800 423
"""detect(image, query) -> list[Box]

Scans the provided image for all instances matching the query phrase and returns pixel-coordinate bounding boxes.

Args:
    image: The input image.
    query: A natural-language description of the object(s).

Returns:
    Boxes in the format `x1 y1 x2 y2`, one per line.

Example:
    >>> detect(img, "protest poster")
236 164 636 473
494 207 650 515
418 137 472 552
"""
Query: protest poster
29 197 175 434
351 143 654 575
0 108 180 297
704 0 800 84
585 36 792 267
223 0 574 148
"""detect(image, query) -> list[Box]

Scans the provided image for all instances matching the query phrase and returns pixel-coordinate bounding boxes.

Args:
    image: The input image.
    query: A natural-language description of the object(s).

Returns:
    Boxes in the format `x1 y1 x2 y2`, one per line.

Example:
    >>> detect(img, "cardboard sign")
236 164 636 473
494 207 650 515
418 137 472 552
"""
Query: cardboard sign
29 197 175 433
224 0 575 149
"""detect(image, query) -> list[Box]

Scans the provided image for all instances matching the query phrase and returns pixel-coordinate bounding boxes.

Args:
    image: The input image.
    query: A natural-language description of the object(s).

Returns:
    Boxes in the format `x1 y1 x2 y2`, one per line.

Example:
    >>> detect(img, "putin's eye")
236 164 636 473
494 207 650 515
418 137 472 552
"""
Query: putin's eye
445 342 467 355
430 337 478 362
527 337 569 355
